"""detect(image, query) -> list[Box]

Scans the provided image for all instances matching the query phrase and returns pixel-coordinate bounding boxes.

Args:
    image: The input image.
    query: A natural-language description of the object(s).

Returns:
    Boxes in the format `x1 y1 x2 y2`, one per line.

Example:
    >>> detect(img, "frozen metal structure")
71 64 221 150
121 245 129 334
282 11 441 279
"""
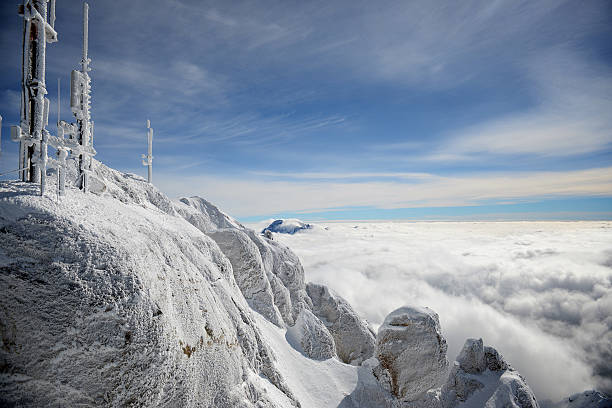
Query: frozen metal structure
142 120 153 183
68 2 95 192
11 0 58 187
11 1 96 196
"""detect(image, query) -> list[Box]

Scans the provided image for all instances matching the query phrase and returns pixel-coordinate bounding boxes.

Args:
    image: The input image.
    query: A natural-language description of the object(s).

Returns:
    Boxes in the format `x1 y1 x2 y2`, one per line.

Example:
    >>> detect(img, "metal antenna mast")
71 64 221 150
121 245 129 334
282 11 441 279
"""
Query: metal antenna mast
12 0 58 190
142 120 153 183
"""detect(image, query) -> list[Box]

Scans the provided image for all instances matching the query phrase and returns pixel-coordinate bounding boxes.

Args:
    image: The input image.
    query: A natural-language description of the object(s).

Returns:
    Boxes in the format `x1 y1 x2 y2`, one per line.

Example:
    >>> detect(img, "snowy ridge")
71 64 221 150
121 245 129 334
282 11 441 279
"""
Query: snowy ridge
263 219 314 235
1 161 608 407
542 391 612 408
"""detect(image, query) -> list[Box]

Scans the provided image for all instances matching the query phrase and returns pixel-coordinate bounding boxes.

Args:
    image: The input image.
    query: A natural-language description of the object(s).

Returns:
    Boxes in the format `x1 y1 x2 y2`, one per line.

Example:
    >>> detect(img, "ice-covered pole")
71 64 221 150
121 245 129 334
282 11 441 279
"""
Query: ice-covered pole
14 0 58 191
49 0 56 29
73 1 93 192
57 78 60 132
82 3 88 72
142 120 153 183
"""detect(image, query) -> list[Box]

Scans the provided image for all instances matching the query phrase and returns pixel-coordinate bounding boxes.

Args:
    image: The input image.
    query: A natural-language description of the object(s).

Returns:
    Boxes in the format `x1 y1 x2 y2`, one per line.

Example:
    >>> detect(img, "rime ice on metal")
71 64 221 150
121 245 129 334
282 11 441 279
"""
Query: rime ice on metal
142 120 154 183
11 0 59 190
68 2 96 193
11 1 96 196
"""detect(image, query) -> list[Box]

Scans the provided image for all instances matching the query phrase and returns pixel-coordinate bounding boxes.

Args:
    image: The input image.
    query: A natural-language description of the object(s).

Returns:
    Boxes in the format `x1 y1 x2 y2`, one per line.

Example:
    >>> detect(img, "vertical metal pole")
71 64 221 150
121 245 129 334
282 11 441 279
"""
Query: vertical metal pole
143 120 153 183
148 126 153 183
31 0 48 185
57 78 60 132
49 0 56 29
57 77 64 196
78 2 91 193
20 6 31 182
83 4 88 68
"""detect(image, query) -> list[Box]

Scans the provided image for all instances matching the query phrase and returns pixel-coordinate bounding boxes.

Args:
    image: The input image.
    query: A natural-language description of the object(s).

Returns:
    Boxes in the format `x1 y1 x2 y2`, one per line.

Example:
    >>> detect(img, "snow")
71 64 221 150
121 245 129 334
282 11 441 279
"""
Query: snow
267 221 612 401
544 391 612 408
442 338 537 408
1 161 608 407
0 165 300 407
253 312 358 408
263 219 314 234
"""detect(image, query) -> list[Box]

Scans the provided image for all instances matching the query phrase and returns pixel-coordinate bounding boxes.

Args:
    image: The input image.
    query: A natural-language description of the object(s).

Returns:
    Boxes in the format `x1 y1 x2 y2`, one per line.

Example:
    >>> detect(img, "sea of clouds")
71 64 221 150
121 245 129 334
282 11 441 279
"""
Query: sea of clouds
258 221 612 402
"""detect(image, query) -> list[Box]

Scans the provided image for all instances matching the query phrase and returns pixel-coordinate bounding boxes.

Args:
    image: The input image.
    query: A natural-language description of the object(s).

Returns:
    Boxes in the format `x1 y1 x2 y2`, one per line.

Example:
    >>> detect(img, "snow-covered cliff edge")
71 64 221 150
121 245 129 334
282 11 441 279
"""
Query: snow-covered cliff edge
1 161 605 407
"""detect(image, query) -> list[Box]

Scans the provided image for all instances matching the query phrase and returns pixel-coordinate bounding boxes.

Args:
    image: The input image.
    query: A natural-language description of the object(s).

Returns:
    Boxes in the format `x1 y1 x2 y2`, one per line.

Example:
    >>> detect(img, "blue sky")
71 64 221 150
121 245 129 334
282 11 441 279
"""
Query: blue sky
1 0 611 221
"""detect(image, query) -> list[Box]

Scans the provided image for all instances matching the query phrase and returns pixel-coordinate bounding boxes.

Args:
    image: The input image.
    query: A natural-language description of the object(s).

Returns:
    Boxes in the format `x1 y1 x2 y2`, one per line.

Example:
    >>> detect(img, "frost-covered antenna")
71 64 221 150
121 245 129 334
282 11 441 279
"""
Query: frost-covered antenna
142 120 153 183
70 2 94 192
11 0 59 191
57 78 60 132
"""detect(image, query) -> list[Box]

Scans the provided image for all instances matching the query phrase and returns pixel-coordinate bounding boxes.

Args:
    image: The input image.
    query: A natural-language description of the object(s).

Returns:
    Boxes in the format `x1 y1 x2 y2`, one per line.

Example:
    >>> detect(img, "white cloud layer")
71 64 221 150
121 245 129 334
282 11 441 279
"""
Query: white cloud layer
262 221 612 402
155 167 612 217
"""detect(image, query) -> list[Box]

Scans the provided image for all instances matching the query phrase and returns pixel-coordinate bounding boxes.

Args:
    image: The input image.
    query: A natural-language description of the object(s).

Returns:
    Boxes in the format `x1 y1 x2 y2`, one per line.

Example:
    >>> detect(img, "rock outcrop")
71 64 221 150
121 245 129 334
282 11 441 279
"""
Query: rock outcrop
546 391 612 408
306 282 375 365
175 196 243 233
0 173 298 407
442 338 539 408
374 306 448 401
208 229 284 327
1 160 573 408
286 309 336 360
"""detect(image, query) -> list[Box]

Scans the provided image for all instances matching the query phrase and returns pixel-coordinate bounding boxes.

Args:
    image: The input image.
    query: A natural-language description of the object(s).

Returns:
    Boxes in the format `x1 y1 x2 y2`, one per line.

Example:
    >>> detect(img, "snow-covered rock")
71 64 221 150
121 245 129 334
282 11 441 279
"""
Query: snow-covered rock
306 282 375 365
0 160 552 408
208 228 284 327
374 306 449 401
286 309 336 360
175 196 243 233
245 230 298 326
262 219 313 235
251 232 311 324
442 338 538 408
0 165 303 407
543 391 612 408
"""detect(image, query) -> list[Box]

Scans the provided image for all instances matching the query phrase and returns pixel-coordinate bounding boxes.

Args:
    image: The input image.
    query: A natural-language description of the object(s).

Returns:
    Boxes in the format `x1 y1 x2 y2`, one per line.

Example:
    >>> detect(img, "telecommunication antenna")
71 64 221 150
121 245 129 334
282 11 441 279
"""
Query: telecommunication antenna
142 120 153 183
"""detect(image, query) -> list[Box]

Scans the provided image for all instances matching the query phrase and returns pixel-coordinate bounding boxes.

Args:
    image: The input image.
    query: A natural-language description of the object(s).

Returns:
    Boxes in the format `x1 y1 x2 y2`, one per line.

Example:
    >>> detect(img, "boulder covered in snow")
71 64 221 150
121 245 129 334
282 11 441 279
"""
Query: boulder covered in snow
442 338 538 408
306 282 375 365
262 219 313 235
374 306 448 401
286 309 336 360
544 391 612 408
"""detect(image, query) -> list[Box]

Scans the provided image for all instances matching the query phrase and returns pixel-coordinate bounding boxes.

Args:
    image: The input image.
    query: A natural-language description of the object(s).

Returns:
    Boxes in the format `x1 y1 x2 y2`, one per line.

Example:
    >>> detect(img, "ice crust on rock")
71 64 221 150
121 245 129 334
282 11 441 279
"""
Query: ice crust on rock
375 306 449 401
442 338 538 408
286 309 336 360
350 318 542 408
306 282 375 365
208 229 284 327
0 163 304 407
175 196 243 233
247 230 311 324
